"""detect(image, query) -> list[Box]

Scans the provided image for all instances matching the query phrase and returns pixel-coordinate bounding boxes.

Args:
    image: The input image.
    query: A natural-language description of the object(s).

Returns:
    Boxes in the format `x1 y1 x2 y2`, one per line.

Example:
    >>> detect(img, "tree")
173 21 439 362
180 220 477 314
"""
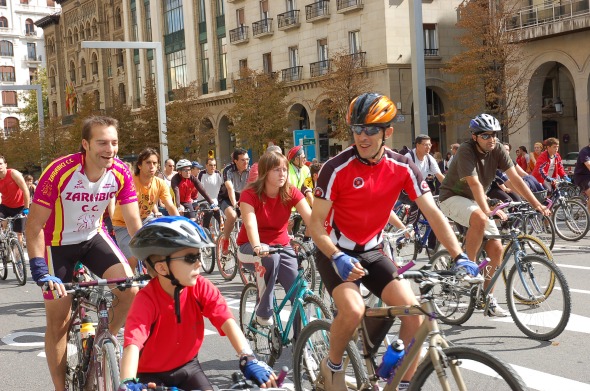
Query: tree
40 116 72 164
316 49 373 141
444 0 530 137
228 68 295 154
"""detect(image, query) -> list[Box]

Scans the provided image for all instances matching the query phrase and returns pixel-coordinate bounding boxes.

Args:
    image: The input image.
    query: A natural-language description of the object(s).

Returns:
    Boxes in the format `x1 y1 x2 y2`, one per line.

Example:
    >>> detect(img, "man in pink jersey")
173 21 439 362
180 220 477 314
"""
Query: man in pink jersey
26 116 142 391
0 156 30 244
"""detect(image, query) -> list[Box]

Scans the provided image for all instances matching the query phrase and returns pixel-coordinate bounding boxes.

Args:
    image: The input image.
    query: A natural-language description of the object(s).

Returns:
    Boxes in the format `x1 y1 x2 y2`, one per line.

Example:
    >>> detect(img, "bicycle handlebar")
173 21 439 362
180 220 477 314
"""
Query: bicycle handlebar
490 202 511 216
0 214 26 222
62 274 151 292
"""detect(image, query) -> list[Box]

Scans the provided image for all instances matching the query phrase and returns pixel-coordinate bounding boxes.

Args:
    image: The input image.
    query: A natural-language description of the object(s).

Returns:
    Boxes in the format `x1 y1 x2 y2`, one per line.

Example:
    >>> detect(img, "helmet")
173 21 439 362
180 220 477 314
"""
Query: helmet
287 146 304 161
129 216 214 261
469 114 501 134
346 93 397 126
176 159 191 170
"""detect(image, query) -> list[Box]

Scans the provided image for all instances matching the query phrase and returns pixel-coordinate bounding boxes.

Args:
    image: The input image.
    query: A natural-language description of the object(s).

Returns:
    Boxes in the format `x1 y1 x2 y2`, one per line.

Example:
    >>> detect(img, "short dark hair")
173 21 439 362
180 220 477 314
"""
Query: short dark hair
232 148 248 161
503 142 512 151
134 147 160 176
80 116 119 153
415 134 431 145
310 162 322 176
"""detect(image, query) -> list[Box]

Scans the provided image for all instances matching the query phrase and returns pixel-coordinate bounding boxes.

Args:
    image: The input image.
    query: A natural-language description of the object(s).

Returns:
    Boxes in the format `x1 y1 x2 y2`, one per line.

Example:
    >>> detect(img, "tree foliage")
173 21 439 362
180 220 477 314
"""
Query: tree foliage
316 49 373 141
444 0 530 136
229 68 295 155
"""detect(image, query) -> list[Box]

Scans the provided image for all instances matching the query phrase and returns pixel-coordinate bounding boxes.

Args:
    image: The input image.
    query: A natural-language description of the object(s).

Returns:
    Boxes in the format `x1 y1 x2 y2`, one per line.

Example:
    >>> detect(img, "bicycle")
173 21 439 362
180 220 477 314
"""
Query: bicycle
125 371 290 390
429 202 571 340
239 246 332 368
0 214 27 285
293 264 527 391
194 200 222 274
289 237 317 292
216 209 241 281
62 274 149 391
548 179 590 241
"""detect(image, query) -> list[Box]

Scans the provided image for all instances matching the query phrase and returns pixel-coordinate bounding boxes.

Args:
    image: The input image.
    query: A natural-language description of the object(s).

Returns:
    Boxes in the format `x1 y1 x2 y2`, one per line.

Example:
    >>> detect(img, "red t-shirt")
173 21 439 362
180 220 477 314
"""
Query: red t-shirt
0 169 24 208
123 276 233 373
237 186 304 246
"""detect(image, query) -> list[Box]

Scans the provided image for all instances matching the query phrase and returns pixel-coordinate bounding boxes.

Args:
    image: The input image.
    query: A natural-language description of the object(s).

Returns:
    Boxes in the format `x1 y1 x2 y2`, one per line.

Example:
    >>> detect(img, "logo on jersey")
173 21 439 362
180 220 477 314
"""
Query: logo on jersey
74 180 84 189
314 187 324 198
420 181 430 192
353 177 364 189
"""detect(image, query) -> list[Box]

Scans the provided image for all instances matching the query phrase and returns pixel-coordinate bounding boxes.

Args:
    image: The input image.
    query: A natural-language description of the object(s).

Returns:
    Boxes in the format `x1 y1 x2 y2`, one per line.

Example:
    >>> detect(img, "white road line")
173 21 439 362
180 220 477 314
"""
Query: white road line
556 263 590 271
511 363 590 391
491 312 590 334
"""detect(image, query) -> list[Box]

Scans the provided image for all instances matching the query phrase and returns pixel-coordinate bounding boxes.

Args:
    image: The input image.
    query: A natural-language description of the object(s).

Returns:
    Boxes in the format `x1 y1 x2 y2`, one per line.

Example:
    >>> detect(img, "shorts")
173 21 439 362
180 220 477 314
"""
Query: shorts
220 199 234 214
113 226 132 259
439 196 499 236
46 231 128 284
138 355 211 391
0 204 26 233
574 175 590 192
316 246 398 298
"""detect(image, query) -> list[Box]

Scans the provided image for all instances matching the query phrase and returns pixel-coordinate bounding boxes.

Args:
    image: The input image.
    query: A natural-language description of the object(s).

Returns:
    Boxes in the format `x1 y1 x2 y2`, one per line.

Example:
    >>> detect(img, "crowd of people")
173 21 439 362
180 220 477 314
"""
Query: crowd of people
1 90 588 391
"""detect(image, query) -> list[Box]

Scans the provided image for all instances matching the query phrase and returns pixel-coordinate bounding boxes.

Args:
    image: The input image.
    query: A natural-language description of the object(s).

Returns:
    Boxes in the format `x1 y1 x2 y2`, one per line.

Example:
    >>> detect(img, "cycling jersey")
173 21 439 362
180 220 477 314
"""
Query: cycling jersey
314 146 428 251
197 170 223 204
33 153 137 246
0 169 24 208
218 163 250 203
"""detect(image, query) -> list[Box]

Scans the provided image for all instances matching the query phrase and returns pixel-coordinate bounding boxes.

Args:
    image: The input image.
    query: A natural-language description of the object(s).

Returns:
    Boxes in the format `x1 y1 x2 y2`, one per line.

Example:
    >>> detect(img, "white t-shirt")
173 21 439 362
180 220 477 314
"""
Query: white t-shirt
197 170 223 204
405 149 442 178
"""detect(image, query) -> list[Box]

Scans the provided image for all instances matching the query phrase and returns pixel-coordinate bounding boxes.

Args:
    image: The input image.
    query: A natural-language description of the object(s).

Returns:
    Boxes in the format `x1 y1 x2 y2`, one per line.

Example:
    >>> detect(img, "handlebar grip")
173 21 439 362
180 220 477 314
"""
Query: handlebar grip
276 366 289 387
490 202 511 216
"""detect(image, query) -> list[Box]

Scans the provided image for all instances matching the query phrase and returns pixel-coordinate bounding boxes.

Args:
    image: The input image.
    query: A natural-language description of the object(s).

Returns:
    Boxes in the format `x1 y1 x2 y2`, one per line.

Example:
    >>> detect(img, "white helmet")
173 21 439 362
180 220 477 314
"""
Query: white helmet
469 114 501 134
176 159 191 170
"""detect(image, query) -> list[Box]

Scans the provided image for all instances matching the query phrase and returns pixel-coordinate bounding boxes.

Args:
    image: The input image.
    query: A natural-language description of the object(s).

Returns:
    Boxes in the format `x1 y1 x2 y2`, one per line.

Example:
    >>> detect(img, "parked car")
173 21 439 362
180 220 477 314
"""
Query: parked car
562 151 579 175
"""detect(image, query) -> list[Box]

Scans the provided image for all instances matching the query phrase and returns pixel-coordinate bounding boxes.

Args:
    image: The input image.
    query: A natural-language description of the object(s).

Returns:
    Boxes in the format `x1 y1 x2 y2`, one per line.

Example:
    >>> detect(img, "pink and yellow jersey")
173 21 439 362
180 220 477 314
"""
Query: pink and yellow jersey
33 153 138 246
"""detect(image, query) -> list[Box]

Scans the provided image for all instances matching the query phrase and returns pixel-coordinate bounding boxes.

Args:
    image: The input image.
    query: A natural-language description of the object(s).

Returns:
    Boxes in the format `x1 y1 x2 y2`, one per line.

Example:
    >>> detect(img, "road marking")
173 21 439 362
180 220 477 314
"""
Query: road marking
1 331 45 347
491 312 590 334
556 263 590 271
511 363 590 391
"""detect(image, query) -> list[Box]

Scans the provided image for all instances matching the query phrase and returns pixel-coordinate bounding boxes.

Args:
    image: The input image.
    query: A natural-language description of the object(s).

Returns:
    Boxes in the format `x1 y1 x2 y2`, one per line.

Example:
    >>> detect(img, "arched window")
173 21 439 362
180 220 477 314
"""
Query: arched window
0 66 15 82
86 22 91 39
49 67 56 88
25 19 35 35
2 91 18 107
94 90 100 110
67 29 73 45
118 83 126 104
91 52 98 75
3 117 19 134
79 24 85 40
81 58 87 80
115 8 122 29
69 61 76 83
0 17 8 28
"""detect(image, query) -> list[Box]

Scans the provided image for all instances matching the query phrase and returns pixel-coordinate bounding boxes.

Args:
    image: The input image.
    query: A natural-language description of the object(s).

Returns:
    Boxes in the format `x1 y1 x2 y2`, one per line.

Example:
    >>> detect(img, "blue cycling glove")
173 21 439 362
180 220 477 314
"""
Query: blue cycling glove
118 379 148 391
564 176 572 183
38 274 63 287
332 252 359 280
451 253 479 277
22 208 29 215
240 354 273 386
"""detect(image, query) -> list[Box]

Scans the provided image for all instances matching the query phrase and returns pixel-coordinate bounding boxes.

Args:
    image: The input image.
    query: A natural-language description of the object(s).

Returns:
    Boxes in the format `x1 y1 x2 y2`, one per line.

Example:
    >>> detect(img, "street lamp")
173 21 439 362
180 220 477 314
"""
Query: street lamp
553 97 564 114
80 41 169 167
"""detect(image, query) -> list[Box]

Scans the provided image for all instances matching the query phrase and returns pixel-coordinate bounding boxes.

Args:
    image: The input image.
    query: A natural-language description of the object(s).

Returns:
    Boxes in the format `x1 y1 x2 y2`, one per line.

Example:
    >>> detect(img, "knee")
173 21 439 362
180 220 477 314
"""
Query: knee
469 211 488 230
335 299 365 324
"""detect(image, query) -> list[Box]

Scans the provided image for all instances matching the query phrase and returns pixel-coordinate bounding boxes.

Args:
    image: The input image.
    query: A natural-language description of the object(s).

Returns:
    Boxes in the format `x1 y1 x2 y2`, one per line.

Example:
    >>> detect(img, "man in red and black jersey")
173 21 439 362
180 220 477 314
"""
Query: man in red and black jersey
309 93 475 391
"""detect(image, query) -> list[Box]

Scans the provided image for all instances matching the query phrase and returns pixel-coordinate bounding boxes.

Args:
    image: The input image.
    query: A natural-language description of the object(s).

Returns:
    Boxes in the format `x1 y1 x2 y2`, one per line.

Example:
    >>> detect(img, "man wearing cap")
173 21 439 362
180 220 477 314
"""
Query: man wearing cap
191 160 204 177
287 146 313 206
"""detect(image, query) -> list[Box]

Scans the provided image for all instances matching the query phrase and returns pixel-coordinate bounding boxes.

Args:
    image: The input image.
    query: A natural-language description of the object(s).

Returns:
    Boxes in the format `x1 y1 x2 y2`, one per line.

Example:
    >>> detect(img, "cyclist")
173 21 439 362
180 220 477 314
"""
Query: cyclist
237 151 311 326
309 93 476 391
0 155 31 245
158 158 177 187
573 141 590 214
24 174 36 207
25 116 142 391
190 160 204 177
112 148 180 271
171 159 217 220
287 146 314 206
120 216 277 391
197 157 224 233
532 137 569 190
439 113 550 317
219 148 251 256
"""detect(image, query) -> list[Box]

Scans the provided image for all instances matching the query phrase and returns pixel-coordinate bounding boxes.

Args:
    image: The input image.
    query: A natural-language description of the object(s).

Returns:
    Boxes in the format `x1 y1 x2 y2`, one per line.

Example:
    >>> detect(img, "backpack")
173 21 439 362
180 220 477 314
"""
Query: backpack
408 150 433 171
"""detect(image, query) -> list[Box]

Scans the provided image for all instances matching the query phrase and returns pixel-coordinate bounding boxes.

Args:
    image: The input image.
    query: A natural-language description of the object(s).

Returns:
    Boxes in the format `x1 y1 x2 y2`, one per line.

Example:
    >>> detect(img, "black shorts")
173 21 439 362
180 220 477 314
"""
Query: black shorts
47 231 128 283
574 176 590 192
0 204 26 233
316 246 398 298
138 355 211 391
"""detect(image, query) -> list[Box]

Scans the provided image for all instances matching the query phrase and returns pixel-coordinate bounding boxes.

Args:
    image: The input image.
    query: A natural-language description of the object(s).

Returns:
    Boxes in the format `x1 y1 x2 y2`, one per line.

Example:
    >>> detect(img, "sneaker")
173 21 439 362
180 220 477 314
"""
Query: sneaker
319 358 346 391
220 237 230 256
486 295 509 317
256 315 273 326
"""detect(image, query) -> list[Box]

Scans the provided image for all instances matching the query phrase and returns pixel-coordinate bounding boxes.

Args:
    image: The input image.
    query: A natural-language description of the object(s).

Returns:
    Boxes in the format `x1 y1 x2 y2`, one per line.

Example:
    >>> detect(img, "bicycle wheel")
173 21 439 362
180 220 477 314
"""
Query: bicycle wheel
409 345 526 391
506 255 571 341
65 326 84 391
318 281 337 318
0 252 7 280
101 340 120 391
501 234 554 287
239 283 272 364
552 199 590 241
216 236 238 281
291 239 317 292
300 294 333 326
293 319 367 391
9 239 26 285
523 213 555 250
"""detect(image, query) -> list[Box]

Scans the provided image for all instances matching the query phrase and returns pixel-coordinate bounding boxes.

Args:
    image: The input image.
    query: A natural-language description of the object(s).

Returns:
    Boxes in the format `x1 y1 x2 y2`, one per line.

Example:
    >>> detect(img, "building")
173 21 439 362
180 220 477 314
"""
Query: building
0 0 58 137
38 0 479 164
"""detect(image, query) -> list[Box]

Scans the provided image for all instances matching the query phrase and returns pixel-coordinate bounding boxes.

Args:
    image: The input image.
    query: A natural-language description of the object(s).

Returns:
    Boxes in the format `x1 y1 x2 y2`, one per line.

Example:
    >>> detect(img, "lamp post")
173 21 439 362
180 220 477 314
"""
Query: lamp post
80 41 169 167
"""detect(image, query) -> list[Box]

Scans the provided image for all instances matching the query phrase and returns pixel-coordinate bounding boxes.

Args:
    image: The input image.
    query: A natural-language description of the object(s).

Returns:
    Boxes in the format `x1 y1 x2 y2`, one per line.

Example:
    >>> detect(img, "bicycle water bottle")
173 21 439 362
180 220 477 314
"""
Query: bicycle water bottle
376 339 405 379
80 316 95 370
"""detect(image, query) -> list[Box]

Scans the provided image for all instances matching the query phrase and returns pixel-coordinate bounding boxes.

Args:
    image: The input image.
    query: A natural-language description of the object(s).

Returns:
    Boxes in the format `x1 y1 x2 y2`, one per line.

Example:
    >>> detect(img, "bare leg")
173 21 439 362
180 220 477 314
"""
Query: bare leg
328 283 364 365
483 239 503 292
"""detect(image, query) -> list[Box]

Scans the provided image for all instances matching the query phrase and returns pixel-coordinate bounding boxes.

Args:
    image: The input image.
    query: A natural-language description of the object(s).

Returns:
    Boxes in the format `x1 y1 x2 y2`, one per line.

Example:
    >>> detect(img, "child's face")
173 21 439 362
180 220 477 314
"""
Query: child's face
162 248 202 286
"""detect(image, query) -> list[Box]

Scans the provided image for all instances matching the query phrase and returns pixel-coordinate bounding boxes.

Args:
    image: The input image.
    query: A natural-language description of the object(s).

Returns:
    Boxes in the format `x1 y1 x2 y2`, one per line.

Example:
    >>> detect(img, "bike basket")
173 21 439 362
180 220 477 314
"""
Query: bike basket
532 190 547 203
361 312 395 356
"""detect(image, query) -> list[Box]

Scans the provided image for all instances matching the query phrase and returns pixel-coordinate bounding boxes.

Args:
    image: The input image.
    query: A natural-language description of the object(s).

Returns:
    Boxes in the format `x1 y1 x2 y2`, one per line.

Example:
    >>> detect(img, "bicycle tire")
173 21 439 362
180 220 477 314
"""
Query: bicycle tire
427 250 477 325
216 236 238 281
9 239 26 285
291 239 317 292
506 255 571 341
238 261 253 285
409 345 527 391
101 340 120 391
523 213 555 250
318 281 337 318
293 319 367 391
552 199 590 241
500 234 553 288
300 294 333 326
0 253 7 280
238 283 273 365
65 326 84 391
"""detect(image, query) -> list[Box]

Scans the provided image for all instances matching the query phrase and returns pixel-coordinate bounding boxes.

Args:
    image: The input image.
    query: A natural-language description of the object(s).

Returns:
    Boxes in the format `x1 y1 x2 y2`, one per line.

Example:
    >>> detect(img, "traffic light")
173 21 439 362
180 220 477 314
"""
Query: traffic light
208 149 215 159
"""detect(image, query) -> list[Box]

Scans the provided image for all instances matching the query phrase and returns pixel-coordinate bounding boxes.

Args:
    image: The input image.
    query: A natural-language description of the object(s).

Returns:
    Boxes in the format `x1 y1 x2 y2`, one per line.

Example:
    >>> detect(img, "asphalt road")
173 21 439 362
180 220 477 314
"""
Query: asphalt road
1 235 589 390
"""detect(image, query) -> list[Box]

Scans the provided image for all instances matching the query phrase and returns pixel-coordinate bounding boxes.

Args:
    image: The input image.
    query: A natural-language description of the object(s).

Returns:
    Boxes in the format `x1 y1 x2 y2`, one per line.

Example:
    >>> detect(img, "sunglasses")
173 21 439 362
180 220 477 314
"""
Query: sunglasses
477 133 495 140
169 253 202 265
350 125 386 136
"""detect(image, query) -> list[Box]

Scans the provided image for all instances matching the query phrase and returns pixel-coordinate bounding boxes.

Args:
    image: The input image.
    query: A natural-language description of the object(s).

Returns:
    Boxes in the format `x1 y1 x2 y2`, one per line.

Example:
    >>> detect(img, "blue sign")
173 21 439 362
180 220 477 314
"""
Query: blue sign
293 129 317 161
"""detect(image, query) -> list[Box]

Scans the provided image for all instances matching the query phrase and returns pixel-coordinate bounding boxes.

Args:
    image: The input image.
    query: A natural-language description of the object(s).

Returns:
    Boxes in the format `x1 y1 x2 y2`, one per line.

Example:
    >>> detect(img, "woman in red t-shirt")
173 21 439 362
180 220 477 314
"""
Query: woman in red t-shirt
237 151 311 326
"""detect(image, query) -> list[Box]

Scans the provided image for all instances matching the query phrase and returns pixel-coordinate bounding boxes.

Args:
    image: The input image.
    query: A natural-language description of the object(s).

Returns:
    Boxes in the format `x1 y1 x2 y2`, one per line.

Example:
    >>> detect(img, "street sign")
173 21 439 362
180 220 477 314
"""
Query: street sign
302 138 316 146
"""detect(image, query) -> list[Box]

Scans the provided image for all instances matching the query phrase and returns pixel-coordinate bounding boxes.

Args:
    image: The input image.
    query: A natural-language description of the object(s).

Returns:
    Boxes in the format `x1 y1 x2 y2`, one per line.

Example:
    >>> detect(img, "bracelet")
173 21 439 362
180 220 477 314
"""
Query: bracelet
253 245 261 250
237 346 254 357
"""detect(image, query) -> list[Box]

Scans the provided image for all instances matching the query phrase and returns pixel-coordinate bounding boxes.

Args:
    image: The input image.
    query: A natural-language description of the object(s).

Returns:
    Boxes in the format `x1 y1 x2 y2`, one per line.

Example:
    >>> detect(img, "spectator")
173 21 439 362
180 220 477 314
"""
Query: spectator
516 146 531 173
24 174 36 207
532 137 567 189
530 141 543 168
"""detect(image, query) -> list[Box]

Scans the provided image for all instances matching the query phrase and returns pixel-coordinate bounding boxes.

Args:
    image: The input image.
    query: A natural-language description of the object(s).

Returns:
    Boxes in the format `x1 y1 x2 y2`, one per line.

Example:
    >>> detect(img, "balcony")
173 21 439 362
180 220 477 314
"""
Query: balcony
310 60 330 77
506 0 590 42
346 51 366 68
306 1 330 22
24 29 37 37
424 48 439 57
281 66 303 82
229 26 249 44
278 10 301 31
252 18 273 38
23 54 42 63
337 0 363 14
